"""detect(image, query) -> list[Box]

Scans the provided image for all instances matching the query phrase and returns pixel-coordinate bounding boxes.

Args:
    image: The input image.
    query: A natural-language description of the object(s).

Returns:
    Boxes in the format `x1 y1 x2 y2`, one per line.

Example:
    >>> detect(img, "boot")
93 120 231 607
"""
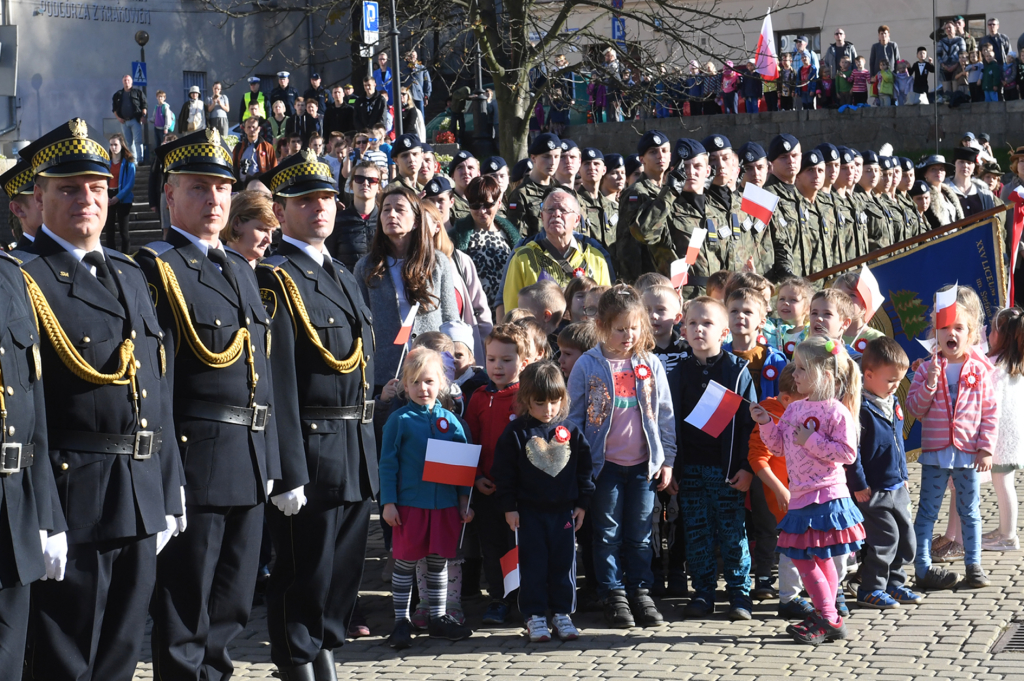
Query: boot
278 663 316 681
313 649 338 681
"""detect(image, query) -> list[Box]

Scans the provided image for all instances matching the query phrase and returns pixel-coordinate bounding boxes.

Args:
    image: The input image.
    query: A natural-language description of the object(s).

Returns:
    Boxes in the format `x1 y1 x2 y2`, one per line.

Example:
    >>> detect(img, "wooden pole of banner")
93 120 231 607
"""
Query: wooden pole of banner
809 205 1009 283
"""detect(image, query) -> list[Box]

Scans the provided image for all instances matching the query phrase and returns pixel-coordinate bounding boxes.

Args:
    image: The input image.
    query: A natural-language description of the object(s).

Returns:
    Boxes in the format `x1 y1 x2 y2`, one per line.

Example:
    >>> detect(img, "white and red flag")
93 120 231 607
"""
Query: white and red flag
754 10 779 79
421 439 481 488
500 546 520 596
855 264 884 321
670 259 689 288
741 183 780 225
685 228 707 265
394 303 420 345
684 380 744 438
935 284 958 329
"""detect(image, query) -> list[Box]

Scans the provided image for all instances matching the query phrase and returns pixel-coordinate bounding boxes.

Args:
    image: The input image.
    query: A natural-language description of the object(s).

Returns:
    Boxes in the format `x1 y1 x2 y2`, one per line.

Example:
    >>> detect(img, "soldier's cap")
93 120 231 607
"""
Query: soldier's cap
624 154 642 178
483 156 508 173
737 142 766 165
277 71 290 78
604 153 625 171
879 156 894 170
259 147 336 197
815 143 840 163
311 73 321 80
392 133 422 157
861 150 880 166
799 150 825 173
675 138 707 161
767 134 800 162
0 158 35 198
248 76 261 84
899 157 915 172
701 134 731 152
510 158 534 184
448 149 476 176
560 139 579 153
529 133 561 156
953 146 979 164
19 117 111 179
420 143 435 154
156 128 235 181
909 179 930 197
582 148 604 162
423 176 453 198
837 146 856 165
637 130 669 156
917 154 954 173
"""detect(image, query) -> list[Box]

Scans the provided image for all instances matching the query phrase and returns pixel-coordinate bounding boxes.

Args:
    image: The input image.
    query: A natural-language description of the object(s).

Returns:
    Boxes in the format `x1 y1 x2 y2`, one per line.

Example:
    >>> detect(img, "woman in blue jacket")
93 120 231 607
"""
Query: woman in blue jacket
105 133 136 252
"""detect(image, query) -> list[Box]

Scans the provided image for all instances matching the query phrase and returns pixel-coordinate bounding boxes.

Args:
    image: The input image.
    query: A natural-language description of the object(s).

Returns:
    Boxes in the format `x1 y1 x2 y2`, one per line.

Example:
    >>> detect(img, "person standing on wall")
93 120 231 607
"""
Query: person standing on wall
112 74 147 161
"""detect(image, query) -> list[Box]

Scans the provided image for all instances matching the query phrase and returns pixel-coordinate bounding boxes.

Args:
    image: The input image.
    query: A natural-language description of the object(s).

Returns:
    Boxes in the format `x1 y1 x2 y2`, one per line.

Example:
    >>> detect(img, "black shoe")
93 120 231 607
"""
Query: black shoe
728 595 753 621
313 649 337 681
629 588 665 627
964 564 991 588
916 566 960 591
682 592 715 618
388 619 413 650
278 663 316 681
667 572 689 598
602 589 635 628
751 576 776 601
428 614 472 641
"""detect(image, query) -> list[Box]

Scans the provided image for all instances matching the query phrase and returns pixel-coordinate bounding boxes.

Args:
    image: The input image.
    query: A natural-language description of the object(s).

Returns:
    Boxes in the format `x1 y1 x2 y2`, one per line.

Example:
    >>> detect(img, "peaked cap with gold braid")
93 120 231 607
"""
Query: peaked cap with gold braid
18 117 111 179
156 127 236 180
0 158 35 198
259 147 337 197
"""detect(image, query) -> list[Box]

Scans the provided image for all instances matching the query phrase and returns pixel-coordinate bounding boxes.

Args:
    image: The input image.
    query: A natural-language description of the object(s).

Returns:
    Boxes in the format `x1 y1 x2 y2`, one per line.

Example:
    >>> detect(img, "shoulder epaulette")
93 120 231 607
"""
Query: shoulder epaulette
137 241 175 259
0 249 34 266
261 254 287 268
107 249 141 268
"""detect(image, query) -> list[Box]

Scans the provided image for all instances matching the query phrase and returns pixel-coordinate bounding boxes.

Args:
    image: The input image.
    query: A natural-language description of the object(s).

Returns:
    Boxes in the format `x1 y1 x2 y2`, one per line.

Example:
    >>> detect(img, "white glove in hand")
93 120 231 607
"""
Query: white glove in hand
39 529 47 553
271 486 307 516
41 532 68 581
267 479 275 496
176 487 187 534
156 515 178 555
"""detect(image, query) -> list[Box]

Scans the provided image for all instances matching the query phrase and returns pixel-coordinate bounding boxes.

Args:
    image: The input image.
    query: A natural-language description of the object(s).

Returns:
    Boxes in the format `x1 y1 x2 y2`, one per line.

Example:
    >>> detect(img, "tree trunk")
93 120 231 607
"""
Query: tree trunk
494 69 532 163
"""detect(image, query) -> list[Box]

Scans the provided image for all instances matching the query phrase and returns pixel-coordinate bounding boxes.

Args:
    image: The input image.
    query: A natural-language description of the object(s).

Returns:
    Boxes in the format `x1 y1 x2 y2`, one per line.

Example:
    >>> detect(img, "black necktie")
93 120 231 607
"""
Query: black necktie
321 256 341 287
207 248 239 297
83 251 119 300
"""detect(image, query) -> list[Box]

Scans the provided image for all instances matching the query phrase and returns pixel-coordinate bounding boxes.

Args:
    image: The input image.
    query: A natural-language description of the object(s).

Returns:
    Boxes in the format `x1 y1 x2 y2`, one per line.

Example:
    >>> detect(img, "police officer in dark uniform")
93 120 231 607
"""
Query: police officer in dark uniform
137 128 285 681
272 71 300 118
256 149 378 681
1 158 41 253
21 117 183 681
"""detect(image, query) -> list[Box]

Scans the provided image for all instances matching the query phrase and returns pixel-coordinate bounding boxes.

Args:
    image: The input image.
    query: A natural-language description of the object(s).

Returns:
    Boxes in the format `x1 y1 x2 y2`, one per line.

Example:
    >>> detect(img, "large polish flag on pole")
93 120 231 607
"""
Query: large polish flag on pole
755 9 779 79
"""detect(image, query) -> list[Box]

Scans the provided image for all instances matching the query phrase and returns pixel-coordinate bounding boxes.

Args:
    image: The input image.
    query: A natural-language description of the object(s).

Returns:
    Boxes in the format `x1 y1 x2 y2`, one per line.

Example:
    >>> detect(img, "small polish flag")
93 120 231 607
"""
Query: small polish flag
394 303 420 345
934 284 958 329
855 265 884 321
684 380 744 438
670 259 689 288
740 183 780 226
754 9 779 80
1010 186 1024 204
421 439 481 488
500 546 520 597
685 228 707 265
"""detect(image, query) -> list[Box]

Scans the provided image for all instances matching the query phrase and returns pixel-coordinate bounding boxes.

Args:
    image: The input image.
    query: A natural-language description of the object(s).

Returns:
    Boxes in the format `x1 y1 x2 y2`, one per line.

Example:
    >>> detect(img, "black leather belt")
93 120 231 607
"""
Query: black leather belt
0 443 34 474
49 431 160 460
301 401 374 423
177 399 270 431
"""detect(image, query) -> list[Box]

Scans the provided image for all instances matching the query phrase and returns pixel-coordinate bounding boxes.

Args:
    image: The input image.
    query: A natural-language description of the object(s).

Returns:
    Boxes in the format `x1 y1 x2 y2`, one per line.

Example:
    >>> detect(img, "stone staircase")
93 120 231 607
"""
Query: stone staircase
126 165 164 252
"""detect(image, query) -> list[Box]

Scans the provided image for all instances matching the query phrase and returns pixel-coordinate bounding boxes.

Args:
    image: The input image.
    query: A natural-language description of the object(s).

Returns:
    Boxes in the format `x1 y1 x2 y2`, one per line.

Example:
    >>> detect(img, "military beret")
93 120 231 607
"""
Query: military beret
737 142 767 165
701 134 731 152
560 139 579 153
582 147 604 162
837 146 856 165
392 133 422 156
510 158 533 183
861 150 880 166
529 133 561 155
909 179 930 197
448 149 476 175
423 175 453 198
767 134 800 162
624 154 642 178
637 130 669 156
483 156 507 173
815 143 840 163
604 153 625 171
799 149 825 174
675 138 707 161
899 157 915 172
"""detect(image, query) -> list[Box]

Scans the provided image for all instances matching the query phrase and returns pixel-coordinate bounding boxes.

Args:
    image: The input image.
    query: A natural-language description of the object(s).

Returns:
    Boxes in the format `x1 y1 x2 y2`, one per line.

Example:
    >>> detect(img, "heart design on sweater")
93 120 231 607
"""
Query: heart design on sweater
526 435 572 478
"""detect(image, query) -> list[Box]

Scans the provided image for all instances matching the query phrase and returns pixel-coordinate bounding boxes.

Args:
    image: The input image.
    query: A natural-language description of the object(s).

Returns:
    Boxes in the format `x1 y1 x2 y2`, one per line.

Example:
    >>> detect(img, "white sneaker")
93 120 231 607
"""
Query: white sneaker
982 535 1020 551
526 615 551 642
551 613 579 640
981 529 1002 541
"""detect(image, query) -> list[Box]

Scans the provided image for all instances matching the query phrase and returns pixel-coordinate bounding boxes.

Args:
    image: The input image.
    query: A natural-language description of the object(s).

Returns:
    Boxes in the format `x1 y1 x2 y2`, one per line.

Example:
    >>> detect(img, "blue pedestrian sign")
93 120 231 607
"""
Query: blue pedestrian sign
611 17 626 43
362 1 379 44
131 61 147 87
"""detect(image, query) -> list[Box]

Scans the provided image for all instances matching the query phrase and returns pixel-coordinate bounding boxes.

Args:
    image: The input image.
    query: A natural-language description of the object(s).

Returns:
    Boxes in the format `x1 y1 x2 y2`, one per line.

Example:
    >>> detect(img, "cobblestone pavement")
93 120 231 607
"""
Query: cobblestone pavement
133 467 1024 680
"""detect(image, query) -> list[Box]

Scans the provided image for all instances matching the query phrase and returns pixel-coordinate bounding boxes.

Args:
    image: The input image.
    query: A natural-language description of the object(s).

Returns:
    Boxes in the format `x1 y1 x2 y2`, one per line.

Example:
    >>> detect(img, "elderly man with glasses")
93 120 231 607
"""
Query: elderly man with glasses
823 28 858 75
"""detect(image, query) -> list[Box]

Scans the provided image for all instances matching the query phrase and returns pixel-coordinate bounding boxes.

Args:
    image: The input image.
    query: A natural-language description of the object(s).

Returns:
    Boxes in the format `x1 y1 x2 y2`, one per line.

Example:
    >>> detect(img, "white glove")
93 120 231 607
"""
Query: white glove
271 486 307 516
156 515 178 555
267 479 274 496
41 532 68 581
39 529 47 553
176 487 187 534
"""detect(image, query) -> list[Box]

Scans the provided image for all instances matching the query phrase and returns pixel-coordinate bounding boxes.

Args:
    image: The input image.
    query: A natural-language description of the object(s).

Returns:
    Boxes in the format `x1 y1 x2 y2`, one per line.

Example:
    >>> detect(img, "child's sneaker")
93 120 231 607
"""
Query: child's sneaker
387 618 413 650
981 528 1002 541
886 585 924 604
834 592 850 618
932 539 964 563
964 564 991 588
628 589 665 627
728 595 753 621
856 588 900 609
446 603 466 625
602 589 635 628
481 601 510 625
778 597 815 620
789 613 847 645
428 614 472 641
551 613 579 640
916 565 960 591
682 592 715 618
526 615 551 642
982 534 1020 551
751 576 777 601
410 600 429 630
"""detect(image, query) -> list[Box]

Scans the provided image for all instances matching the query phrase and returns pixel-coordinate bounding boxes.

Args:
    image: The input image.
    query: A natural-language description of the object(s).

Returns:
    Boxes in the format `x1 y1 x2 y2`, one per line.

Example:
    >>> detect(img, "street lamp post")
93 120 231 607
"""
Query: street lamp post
388 0 402 136
135 30 150 161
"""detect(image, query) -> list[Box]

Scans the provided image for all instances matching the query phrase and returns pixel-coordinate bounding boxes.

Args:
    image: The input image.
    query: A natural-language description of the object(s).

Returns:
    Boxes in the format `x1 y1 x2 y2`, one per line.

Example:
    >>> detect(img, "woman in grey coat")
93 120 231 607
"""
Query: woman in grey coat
355 184 459 390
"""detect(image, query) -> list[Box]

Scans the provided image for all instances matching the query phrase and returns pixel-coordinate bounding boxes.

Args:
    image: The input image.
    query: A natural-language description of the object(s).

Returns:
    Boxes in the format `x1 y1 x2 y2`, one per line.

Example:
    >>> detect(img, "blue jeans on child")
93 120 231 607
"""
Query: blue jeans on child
744 97 760 113
678 465 751 598
914 464 980 577
517 506 577 617
591 461 655 597
984 90 1000 102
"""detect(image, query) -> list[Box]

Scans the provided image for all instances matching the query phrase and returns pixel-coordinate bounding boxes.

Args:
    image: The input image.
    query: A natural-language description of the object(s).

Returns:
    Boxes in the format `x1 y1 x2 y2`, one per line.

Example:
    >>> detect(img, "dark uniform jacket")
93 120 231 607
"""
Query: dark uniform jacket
0 251 63 587
136 229 281 508
271 85 299 118
22 233 182 545
256 242 379 509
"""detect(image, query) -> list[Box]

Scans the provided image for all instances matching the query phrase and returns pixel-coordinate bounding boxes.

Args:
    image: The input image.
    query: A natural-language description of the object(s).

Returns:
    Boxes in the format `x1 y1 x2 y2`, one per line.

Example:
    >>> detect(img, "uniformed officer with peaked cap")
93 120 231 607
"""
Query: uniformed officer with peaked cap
1 157 42 253
255 149 379 681
137 127 282 681
20 117 183 681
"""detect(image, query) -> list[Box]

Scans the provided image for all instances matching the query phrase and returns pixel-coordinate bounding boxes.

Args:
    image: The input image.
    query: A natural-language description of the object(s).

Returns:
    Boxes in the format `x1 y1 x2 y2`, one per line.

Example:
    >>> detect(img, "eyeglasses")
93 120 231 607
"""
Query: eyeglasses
352 175 380 186
542 207 575 215
356 140 370 145
469 201 497 210
835 32 844 35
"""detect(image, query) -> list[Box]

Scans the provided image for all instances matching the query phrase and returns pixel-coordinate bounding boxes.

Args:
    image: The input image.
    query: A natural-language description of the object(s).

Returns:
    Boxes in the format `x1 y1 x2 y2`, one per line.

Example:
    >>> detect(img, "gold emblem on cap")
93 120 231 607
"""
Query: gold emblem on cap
206 128 221 145
69 118 88 139
301 148 317 163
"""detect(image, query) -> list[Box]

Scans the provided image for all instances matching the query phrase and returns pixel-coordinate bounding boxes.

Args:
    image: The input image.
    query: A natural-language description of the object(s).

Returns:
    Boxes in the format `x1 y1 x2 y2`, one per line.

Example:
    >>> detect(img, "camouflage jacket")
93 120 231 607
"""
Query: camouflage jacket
843 191 874 260
707 184 775 277
578 187 620 251
770 191 842 279
854 188 895 252
894 192 926 242
764 177 802 282
451 191 471 224
505 177 551 237
616 174 661 282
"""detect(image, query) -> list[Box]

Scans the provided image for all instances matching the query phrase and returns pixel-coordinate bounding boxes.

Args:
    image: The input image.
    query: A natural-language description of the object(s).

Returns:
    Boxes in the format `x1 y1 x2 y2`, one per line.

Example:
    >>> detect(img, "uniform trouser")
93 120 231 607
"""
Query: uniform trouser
0 583 29 673
151 504 263 681
856 485 916 593
266 499 371 667
27 535 157 681
678 465 750 597
748 478 779 579
518 506 576 618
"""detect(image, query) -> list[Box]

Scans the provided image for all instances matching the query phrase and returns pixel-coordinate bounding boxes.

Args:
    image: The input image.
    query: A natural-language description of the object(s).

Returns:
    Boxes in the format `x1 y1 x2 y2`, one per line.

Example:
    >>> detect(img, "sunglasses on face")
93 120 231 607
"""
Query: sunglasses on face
352 175 380 186
356 140 370 145
470 201 497 210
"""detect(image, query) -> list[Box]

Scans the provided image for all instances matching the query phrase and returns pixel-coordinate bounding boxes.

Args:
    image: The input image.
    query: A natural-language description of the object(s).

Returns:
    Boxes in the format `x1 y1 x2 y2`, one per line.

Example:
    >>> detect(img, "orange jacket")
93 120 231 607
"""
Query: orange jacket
748 397 789 524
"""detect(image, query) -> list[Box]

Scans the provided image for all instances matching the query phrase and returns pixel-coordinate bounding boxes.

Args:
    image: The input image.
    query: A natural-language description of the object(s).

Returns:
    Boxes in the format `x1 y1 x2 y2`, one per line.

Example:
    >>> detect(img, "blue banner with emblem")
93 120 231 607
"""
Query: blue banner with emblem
836 217 1007 457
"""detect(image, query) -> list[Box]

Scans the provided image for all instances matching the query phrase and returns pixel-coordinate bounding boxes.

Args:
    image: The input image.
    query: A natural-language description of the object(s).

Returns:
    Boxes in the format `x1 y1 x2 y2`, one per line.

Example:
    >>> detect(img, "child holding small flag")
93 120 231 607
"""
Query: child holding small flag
831 272 885 351
770 277 812 356
751 336 866 645
493 362 595 642
380 348 475 649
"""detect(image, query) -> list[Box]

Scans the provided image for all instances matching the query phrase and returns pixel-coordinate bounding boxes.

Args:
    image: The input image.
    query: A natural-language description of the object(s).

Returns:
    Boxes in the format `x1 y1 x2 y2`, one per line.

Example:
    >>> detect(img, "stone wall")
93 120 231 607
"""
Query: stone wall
567 101 1024 160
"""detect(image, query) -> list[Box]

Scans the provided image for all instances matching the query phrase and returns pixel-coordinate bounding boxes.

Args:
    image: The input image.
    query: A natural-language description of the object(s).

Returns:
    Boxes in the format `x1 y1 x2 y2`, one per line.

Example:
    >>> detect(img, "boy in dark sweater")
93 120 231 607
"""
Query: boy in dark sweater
493 362 594 642
850 338 923 608
911 48 935 104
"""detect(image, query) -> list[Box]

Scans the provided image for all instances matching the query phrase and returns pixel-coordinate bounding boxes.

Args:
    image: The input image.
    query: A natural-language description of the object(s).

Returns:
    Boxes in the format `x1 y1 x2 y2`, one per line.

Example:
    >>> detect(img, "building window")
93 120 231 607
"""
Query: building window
937 14 986 41
776 30 821 56
183 71 207 102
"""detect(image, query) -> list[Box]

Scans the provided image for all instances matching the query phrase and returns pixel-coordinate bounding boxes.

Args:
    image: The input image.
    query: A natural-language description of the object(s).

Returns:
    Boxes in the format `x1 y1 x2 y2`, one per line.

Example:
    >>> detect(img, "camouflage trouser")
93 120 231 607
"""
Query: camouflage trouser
678 465 751 597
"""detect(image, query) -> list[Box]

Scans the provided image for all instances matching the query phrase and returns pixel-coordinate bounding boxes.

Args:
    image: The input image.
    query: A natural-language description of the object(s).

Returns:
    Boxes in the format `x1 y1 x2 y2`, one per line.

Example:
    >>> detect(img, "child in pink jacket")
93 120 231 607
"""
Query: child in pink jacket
907 285 996 592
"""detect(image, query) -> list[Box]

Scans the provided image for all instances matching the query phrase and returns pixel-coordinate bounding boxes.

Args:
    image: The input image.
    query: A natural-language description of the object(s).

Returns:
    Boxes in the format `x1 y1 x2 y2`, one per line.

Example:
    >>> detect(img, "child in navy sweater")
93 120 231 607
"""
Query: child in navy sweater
493 362 594 642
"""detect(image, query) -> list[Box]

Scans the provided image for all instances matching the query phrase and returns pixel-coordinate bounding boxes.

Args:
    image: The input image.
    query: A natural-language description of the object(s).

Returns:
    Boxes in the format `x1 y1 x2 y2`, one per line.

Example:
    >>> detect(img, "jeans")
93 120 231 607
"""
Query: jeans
914 464 981 577
984 90 1000 102
678 465 750 597
744 97 759 113
121 118 143 161
878 94 893 106
591 461 655 596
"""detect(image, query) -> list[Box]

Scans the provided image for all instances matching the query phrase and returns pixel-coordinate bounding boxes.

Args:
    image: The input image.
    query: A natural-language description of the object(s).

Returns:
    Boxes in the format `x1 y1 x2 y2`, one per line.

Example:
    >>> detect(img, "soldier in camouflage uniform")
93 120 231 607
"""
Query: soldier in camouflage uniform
506 133 562 237
555 139 581 190
831 147 866 261
392 133 424 192
771 150 843 279
578 147 619 251
617 131 672 282
877 157 904 244
763 134 803 283
894 157 926 241
814 142 846 262
449 150 479 223
855 151 895 252
738 142 770 189
482 156 510 218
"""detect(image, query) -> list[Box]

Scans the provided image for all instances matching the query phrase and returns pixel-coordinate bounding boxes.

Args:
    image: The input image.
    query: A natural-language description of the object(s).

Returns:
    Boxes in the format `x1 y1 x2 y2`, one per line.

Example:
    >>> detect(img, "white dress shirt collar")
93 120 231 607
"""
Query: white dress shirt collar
282 234 328 267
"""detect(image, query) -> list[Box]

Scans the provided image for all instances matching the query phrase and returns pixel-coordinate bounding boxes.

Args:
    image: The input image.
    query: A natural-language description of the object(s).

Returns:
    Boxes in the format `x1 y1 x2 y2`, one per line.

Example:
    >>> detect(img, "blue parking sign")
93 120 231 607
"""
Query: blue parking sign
132 61 147 87
611 17 626 43
363 1 378 32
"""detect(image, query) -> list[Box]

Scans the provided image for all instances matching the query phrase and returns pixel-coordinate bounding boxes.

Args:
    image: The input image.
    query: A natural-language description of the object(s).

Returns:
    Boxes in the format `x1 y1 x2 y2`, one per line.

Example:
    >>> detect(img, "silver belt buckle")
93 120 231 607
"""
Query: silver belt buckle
0 442 21 473
361 400 375 424
133 431 154 460
251 405 270 431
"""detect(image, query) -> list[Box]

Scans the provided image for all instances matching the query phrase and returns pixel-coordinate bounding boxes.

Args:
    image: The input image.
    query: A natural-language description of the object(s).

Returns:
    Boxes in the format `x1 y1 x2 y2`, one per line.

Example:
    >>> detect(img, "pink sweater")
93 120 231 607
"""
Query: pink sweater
906 351 998 454
760 398 858 508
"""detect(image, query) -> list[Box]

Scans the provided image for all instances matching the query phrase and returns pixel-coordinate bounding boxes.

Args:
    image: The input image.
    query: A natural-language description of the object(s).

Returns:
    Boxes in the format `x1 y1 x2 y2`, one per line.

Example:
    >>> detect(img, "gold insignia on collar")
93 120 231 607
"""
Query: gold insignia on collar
301 148 317 163
60 271 70 277
206 128 221 145
69 118 88 139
